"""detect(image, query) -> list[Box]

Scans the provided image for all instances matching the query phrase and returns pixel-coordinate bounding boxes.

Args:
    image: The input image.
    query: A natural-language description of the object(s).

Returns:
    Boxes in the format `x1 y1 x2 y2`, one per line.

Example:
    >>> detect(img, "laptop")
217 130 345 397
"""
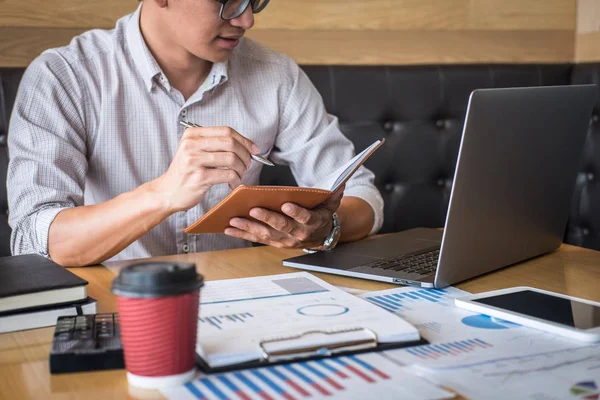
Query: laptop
283 85 598 288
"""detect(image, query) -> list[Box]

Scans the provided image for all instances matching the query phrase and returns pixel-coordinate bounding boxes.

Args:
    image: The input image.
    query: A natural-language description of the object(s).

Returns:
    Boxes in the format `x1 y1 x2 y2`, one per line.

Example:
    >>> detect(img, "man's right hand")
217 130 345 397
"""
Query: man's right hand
152 125 261 213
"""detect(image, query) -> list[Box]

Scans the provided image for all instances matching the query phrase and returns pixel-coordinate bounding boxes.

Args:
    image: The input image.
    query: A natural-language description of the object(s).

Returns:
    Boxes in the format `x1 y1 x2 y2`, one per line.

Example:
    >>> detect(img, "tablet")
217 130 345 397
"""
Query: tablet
454 287 600 342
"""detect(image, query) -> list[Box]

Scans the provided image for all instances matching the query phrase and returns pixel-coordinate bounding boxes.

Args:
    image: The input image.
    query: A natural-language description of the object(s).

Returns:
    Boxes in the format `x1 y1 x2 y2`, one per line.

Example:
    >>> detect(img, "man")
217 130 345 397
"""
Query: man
7 0 383 266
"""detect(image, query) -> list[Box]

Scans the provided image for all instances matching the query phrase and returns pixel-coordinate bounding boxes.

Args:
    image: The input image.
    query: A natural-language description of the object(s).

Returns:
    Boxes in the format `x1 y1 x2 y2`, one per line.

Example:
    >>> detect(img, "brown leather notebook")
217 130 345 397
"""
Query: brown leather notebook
184 139 385 234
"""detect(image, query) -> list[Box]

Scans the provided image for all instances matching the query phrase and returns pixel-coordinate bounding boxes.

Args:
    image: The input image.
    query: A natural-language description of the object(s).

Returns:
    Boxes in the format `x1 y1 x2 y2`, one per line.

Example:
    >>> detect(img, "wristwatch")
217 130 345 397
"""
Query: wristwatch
322 213 341 251
304 213 341 253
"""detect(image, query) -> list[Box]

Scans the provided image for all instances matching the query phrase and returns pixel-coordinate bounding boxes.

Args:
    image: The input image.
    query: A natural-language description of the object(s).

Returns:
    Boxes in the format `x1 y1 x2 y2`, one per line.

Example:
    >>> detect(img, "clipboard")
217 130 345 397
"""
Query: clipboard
194 272 424 374
195 327 428 374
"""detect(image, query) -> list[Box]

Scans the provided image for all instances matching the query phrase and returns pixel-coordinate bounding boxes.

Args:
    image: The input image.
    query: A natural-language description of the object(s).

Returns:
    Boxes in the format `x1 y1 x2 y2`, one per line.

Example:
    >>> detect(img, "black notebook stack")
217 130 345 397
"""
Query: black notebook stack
0 254 97 333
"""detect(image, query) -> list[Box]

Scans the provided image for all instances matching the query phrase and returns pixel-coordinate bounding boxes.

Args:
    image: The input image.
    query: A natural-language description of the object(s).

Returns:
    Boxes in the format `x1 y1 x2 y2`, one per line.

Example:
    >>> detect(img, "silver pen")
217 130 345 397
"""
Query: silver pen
179 120 274 167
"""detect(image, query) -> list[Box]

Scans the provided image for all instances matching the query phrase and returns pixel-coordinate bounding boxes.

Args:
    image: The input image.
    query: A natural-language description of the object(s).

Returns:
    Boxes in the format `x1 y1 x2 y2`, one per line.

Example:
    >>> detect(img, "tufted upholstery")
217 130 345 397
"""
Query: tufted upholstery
261 64 600 249
568 64 600 249
1 64 599 257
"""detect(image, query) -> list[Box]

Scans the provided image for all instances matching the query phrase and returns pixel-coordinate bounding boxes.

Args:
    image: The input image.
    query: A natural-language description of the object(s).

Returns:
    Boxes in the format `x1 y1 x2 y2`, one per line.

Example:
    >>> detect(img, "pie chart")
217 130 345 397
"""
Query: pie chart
461 314 520 329
570 381 599 399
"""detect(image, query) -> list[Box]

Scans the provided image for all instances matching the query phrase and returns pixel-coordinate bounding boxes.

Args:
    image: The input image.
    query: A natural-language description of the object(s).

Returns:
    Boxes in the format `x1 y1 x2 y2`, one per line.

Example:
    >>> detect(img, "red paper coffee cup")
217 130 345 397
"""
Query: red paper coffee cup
111 262 204 389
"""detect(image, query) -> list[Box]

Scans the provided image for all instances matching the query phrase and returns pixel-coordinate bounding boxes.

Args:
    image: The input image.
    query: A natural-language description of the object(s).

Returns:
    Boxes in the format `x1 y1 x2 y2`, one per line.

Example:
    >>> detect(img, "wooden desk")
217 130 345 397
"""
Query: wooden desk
1 244 599 399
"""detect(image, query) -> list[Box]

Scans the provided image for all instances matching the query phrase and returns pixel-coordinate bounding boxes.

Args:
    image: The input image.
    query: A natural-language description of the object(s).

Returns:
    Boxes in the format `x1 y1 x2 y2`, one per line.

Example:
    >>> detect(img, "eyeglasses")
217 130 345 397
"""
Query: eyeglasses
215 0 270 20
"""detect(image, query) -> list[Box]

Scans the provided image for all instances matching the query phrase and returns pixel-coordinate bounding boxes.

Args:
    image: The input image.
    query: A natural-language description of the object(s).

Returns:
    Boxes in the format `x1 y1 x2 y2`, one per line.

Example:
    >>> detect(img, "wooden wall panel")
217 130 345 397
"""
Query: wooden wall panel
246 30 574 65
466 0 574 30
0 28 88 68
0 1 138 28
0 0 575 31
257 0 575 31
576 32 600 62
0 0 577 67
576 0 600 62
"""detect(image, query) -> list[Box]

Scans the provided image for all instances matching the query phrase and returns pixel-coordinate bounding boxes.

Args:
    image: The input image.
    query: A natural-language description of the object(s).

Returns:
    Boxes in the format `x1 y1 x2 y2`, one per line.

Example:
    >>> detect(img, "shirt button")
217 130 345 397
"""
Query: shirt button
182 244 190 253
181 109 187 116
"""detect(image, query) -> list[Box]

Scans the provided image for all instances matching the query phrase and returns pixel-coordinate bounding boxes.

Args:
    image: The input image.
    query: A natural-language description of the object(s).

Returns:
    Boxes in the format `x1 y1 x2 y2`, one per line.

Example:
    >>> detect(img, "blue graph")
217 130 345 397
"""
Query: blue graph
405 338 493 360
461 314 520 330
199 312 254 330
366 288 449 313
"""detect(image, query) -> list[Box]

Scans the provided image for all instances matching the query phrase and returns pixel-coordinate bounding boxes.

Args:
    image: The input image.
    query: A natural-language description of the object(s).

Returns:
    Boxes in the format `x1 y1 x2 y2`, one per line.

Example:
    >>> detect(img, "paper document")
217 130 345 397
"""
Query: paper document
161 352 454 400
196 272 419 368
416 345 600 400
312 140 382 191
359 286 590 369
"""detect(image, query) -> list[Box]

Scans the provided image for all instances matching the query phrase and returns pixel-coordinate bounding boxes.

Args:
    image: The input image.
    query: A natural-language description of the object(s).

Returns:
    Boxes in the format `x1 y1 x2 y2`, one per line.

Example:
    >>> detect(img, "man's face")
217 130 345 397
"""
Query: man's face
163 0 255 63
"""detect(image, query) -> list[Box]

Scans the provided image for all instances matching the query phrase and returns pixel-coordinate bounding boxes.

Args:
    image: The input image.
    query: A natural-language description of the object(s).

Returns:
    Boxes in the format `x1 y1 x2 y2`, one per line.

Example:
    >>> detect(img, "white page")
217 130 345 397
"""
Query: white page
196 272 419 368
413 345 600 400
358 286 589 370
162 352 454 400
312 140 381 191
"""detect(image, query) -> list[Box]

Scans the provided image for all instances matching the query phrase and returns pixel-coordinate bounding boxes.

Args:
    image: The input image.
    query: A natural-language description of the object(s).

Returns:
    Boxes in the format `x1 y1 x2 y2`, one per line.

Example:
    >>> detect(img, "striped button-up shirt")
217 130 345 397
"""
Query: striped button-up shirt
7 5 383 262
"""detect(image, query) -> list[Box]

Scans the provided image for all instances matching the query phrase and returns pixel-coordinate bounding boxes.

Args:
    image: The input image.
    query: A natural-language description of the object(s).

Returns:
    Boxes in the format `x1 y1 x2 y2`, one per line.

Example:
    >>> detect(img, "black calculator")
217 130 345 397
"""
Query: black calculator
49 313 125 374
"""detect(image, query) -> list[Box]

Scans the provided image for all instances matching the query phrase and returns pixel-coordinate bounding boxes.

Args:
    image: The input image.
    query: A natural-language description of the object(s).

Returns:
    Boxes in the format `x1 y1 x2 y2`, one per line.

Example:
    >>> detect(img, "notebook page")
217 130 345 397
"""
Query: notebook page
312 140 382 191
195 272 418 368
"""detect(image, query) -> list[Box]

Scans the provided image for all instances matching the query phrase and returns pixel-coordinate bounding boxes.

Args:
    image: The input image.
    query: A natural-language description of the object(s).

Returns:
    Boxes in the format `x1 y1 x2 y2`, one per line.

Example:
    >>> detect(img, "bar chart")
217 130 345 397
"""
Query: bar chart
199 313 254 330
161 352 451 400
404 338 494 361
365 288 452 315
181 355 388 399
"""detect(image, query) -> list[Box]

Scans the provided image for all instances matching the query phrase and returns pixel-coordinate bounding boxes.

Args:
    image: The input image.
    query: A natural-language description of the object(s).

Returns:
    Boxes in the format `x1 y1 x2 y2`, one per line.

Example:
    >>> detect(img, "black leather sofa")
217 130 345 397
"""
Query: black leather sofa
1 64 599 257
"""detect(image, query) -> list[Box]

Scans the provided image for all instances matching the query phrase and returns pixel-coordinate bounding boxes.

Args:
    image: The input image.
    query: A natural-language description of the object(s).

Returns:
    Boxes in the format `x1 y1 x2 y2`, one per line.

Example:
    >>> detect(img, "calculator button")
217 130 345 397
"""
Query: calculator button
55 321 73 330
57 320 75 330
71 339 97 351
95 314 112 322
73 331 93 340
55 332 71 341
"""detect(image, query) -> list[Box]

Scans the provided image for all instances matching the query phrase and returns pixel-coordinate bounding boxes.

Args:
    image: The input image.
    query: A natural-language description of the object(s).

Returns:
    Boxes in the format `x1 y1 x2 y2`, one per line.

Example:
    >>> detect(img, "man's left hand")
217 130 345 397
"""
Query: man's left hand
224 185 345 249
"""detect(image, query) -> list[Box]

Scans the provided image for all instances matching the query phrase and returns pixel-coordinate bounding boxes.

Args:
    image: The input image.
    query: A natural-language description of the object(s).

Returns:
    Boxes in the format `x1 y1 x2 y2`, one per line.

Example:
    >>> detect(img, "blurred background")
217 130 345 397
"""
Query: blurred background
0 0 598 66
1 1 600 255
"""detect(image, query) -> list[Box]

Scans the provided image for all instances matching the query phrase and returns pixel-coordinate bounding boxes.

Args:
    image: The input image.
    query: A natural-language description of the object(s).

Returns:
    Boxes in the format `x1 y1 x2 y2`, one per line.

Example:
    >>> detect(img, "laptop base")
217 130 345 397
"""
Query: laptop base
283 228 441 287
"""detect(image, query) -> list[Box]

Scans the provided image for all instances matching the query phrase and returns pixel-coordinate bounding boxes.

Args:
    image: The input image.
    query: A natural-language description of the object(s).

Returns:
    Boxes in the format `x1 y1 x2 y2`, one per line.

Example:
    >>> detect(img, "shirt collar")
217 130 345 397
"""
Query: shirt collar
126 3 230 94
125 3 163 92
205 60 229 90
185 60 229 105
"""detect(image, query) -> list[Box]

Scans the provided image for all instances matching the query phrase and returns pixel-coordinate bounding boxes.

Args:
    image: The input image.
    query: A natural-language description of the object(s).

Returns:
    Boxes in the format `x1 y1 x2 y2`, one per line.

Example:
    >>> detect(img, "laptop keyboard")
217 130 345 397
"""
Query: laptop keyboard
359 248 440 276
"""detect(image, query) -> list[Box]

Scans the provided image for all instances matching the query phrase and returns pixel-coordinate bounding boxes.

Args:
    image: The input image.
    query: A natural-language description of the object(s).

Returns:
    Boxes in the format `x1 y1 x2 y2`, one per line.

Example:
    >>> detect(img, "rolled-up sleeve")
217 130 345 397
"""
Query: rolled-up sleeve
271 59 384 234
7 52 88 257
